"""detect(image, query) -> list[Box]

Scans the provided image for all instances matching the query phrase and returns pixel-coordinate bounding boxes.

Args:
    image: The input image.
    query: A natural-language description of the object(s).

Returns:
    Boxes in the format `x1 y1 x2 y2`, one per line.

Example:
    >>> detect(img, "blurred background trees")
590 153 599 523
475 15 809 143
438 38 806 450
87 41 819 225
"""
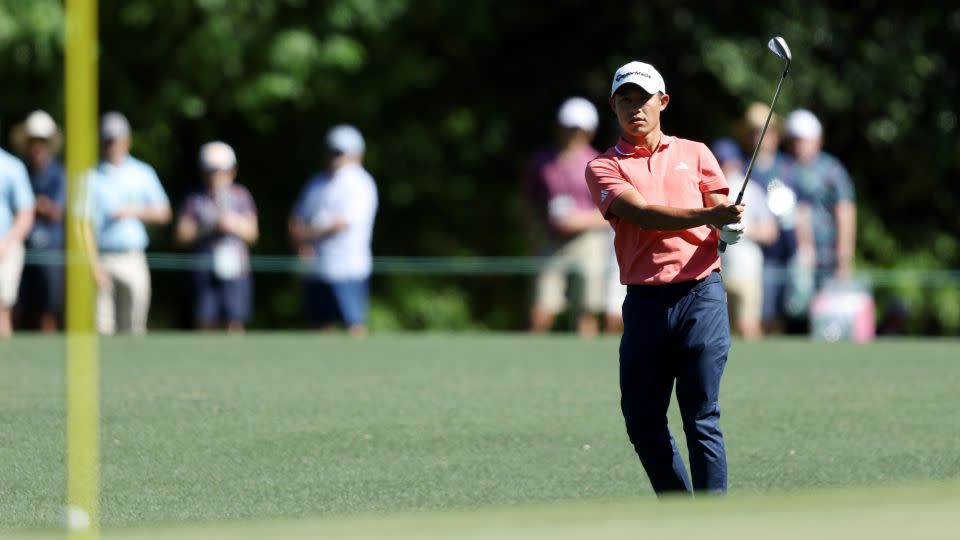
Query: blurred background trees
1 0 957 332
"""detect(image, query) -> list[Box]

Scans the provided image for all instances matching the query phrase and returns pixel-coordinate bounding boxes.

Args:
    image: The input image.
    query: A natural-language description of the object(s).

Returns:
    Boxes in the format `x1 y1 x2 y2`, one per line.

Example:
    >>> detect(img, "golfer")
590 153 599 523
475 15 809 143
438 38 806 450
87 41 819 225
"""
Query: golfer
585 61 745 494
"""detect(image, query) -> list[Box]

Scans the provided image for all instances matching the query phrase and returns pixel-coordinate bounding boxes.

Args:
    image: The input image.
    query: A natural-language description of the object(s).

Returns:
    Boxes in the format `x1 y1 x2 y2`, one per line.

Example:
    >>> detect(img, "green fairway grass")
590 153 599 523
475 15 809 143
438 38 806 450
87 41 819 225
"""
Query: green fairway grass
2 335 959 532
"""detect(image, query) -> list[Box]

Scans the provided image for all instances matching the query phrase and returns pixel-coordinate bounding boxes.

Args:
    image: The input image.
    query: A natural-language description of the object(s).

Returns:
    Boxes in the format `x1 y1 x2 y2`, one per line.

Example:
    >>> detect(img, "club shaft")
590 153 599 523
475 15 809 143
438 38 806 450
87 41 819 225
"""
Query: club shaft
736 64 789 204
719 62 789 253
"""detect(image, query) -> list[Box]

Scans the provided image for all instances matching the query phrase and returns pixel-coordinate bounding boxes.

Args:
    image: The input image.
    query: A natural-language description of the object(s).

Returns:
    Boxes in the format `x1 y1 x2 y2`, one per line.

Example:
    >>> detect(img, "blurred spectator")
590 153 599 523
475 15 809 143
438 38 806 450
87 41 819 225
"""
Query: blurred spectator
88 112 172 335
737 102 801 333
786 109 857 285
0 120 35 337
711 138 778 340
603 233 626 334
11 110 66 332
524 97 607 336
602 124 627 335
175 142 258 332
289 125 378 335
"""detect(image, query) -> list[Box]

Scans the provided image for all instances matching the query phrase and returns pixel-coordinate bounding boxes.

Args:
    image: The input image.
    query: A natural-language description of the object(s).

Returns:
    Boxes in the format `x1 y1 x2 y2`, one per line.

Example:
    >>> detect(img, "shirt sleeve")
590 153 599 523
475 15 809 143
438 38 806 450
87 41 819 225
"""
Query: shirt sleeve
143 165 170 208
235 186 257 215
11 160 36 211
179 193 197 221
81 170 104 232
291 179 315 222
584 157 634 218
697 143 729 195
343 177 377 224
53 164 68 206
744 182 774 224
830 158 855 203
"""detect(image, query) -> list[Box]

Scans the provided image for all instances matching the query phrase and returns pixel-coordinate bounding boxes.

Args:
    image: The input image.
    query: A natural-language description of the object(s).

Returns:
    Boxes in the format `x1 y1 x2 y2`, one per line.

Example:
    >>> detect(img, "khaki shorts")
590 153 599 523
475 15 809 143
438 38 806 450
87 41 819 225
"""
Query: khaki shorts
723 274 762 329
97 250 151 335
0 242 25 308
534 229 610 314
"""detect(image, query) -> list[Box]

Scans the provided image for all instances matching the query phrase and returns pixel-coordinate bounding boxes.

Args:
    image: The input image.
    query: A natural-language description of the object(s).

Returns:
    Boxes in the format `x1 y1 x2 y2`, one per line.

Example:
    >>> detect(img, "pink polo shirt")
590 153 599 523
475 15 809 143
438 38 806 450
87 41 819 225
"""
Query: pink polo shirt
585 135 729 285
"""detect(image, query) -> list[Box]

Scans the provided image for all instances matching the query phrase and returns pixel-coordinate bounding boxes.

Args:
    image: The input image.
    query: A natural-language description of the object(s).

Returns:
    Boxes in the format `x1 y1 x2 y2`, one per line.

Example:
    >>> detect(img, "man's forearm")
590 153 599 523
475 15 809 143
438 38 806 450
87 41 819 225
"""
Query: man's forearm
835 201 856 266
551 209 607 235
138 206 172 225
7 210 35 243
615 203 713 231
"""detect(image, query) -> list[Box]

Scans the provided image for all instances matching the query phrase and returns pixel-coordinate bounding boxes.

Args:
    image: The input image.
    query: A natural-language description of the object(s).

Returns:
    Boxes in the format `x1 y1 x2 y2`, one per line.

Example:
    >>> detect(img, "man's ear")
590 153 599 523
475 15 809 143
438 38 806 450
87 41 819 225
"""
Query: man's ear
659 93 670 111
608 95 617 113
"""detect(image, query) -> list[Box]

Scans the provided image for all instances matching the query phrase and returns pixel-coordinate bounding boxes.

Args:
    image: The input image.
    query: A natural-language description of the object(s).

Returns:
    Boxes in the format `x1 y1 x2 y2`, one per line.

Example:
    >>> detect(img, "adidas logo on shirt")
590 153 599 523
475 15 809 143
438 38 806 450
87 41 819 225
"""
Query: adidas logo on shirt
599 189 609 202
674 162 690 171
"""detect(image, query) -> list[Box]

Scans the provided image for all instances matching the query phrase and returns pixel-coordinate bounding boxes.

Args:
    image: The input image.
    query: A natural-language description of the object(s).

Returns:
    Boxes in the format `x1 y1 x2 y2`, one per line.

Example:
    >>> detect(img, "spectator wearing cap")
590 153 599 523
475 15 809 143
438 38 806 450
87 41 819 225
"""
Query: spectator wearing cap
175 142 258 332
711 138 778 340
523 97 609 336
737 102 802 333
289 125 378 335
0 118 35 337
11 110 66 332
87 111 171 335
786 109 856 285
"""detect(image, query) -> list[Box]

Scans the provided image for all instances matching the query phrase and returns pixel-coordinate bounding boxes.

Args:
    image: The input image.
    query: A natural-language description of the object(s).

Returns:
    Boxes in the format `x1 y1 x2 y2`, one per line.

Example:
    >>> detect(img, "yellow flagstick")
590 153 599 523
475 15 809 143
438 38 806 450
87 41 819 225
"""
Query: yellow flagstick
65 0 99 538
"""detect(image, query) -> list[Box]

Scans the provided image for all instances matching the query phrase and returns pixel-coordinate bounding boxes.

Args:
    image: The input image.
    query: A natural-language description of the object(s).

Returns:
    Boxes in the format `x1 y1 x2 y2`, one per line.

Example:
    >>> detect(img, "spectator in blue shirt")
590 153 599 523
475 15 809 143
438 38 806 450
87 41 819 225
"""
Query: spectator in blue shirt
88 112 171 335
175 141 259 332
11 110 66 332
0 120 35 337
289 125 378 335
786 109 856 285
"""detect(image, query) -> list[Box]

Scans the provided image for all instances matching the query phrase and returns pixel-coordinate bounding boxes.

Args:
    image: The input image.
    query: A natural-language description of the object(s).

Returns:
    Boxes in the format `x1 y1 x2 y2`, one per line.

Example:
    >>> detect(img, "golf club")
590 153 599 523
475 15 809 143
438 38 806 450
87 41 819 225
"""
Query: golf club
719 36 792 253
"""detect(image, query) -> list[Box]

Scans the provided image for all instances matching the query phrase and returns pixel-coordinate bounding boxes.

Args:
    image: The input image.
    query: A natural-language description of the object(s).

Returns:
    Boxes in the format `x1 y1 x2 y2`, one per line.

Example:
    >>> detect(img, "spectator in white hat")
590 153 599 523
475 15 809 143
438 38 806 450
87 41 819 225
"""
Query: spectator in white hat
289 124 378 335
523 97 611 336
785 109 856 284
10 110 64 332
87 111 172 335
175 141 259 332
0 117 35 336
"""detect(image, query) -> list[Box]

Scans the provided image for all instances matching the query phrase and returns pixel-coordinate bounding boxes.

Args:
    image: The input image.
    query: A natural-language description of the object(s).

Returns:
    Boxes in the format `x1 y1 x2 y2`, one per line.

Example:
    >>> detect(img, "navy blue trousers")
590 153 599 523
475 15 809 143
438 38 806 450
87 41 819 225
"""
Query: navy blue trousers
619 271 731 494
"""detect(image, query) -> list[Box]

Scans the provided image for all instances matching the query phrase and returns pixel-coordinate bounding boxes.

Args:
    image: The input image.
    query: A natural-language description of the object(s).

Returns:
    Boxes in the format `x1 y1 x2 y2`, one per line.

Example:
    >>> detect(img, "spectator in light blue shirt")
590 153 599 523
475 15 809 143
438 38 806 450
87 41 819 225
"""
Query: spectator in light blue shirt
11 110 66 332
88 111 171 335
289 125 378 335
0 119 36 337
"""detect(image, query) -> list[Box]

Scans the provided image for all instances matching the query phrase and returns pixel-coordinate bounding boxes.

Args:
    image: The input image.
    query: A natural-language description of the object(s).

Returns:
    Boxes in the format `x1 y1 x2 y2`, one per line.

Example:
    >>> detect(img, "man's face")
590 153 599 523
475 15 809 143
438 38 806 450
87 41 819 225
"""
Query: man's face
791 136 821 164
102 136 131 163
27 138 51 168
609 86 669 140
204 168 236 191
752 127 780 155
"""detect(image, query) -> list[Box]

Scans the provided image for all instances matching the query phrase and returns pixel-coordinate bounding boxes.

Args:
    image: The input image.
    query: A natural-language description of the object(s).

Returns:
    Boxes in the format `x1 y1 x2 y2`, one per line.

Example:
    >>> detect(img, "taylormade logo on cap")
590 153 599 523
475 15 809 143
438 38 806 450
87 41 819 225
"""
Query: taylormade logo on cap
611 61 666 97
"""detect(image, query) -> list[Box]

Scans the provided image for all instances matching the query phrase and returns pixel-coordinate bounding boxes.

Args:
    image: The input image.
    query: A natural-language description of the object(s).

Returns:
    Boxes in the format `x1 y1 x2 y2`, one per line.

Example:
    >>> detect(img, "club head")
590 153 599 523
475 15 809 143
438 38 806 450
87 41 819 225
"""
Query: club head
768 36 792 63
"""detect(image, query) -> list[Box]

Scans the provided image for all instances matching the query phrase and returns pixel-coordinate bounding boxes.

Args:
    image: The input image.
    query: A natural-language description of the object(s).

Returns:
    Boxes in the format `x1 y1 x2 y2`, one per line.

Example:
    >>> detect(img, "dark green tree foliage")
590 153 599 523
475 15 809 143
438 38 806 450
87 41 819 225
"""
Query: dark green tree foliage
1 1 958 331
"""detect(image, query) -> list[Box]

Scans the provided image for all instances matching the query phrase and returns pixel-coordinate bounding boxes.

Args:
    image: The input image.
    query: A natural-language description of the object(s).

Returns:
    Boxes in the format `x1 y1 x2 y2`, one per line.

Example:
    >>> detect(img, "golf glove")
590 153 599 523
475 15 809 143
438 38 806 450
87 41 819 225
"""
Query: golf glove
719 222 745 245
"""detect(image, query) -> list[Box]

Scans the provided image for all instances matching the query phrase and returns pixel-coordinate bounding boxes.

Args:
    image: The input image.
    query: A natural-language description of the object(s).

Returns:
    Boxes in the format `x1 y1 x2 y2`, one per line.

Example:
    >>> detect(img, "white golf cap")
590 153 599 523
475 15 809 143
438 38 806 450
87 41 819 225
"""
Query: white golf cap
557 97 599 132
611 61 666 97
199 141 237 171
326 124 365 155
785 109 823 139
100 111 131 141
24 110 58 139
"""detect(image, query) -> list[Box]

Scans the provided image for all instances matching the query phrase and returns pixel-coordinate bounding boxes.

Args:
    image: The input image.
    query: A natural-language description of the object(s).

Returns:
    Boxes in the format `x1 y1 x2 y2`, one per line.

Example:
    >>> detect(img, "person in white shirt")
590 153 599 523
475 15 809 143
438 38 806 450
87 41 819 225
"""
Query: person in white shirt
711 138 778 340
289 125 378 335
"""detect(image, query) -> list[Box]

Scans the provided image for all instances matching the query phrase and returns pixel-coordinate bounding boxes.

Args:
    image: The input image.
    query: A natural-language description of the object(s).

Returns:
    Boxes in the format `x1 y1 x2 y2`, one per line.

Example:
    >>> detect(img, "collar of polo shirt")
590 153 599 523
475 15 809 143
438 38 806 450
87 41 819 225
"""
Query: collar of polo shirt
613 135 674 157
